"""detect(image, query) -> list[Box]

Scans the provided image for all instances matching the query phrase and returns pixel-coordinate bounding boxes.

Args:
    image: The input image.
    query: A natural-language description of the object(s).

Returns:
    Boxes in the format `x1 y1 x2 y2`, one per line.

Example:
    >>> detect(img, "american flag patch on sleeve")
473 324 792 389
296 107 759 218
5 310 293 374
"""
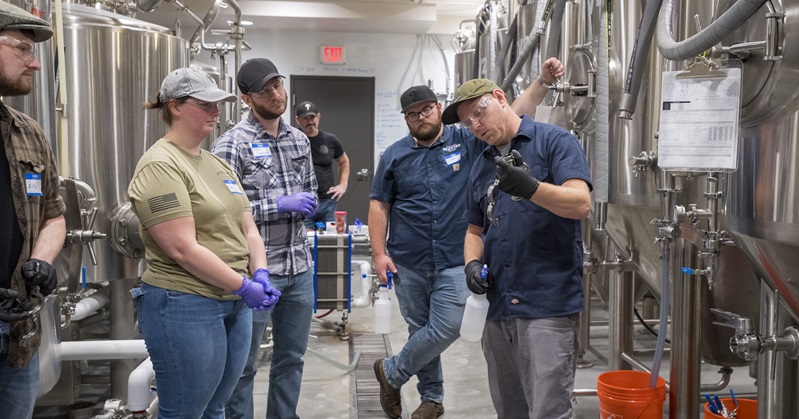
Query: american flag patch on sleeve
148 193 180 213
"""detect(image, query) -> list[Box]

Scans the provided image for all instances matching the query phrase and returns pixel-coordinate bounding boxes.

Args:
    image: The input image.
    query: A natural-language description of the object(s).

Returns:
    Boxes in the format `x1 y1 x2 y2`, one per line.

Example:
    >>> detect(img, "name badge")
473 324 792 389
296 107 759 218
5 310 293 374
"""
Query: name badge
251 143 271 158
224 179 242 194
444 152 462 171
25 173 43 196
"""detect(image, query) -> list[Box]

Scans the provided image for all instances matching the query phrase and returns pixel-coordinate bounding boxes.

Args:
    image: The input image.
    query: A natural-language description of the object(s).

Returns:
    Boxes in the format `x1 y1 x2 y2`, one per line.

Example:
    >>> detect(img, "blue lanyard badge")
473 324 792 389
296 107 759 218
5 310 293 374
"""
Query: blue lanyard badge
251 143 271 158
25 173 43 196
224 179 243 194
444 151 462 171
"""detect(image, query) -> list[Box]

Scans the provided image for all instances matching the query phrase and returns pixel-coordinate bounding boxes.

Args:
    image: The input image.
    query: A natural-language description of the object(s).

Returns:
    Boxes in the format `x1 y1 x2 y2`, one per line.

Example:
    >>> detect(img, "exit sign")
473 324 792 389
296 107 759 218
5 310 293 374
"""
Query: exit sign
321 46 346 65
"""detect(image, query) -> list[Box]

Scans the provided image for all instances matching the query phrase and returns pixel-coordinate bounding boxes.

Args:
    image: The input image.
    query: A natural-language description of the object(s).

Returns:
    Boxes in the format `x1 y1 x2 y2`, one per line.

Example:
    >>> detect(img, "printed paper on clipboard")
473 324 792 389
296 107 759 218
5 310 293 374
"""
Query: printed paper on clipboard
657 67 741 172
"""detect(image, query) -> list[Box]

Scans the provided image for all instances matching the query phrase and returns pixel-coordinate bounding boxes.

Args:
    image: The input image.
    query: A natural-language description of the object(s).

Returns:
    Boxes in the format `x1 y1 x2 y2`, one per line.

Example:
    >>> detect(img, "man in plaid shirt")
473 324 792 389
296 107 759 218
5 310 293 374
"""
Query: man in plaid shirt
213 58 318 419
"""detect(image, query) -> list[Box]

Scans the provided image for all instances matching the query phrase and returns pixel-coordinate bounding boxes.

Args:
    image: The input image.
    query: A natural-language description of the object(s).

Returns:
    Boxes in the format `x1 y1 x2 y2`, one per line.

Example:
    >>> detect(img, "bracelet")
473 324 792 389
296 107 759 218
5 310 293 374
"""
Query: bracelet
536 75 552 89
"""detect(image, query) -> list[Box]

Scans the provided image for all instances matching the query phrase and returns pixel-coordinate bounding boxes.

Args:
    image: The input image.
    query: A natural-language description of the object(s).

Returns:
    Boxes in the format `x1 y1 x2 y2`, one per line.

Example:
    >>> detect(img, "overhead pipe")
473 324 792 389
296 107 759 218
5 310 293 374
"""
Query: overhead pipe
500 0 557 92
618 0 663 120
656 0 768 61
486 1 498 81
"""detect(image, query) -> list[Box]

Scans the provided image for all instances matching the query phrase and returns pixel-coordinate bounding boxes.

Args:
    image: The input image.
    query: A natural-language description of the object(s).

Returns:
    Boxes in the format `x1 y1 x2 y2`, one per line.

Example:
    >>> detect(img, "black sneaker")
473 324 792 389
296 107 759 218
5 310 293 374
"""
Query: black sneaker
373 358 402 418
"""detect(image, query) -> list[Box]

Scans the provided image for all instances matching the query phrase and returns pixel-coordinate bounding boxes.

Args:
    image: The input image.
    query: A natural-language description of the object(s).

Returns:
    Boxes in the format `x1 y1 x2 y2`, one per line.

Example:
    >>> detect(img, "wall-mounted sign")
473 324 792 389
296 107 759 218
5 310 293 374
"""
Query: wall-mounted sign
321 46 346 65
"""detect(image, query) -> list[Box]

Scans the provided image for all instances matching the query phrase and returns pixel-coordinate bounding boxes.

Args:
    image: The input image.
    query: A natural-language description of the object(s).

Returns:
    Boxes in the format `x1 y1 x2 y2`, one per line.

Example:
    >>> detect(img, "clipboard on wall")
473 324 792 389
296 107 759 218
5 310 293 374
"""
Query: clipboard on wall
657 57 742 172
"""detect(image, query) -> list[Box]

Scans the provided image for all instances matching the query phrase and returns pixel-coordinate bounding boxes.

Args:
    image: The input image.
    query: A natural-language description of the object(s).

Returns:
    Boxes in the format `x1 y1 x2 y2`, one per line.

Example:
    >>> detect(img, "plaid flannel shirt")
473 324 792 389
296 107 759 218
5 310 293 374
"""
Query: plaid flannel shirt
1 103 66 367
212 112 317 275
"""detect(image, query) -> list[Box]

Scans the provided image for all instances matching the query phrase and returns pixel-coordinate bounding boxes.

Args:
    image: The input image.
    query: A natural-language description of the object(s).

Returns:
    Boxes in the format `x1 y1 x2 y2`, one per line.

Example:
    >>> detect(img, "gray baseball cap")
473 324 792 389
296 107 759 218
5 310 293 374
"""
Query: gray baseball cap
160 67 237 103
0 2 53 42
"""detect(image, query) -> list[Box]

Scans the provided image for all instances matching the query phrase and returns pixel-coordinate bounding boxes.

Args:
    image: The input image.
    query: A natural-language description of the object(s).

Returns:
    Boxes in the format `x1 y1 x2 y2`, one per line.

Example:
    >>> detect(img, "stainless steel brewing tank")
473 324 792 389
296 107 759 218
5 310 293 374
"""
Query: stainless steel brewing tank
61 3 188 282
717 1 799 322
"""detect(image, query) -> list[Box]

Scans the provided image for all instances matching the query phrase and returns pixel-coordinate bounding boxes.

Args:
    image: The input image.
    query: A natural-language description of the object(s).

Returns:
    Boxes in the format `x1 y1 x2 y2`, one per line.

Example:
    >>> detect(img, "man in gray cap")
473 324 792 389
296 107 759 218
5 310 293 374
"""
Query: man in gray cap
368 59 563 419
444 78 591 419
212 58 317 419
0 2 66 416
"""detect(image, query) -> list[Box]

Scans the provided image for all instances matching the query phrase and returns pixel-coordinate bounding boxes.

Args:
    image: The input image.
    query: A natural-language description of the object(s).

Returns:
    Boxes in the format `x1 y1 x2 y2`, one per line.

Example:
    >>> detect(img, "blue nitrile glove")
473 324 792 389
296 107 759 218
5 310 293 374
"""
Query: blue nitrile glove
21 258 58 296
253 268 281 301
465 260 492 294
276 192 317 216
494 149 540 200
0 288 33 323
232 277 275 310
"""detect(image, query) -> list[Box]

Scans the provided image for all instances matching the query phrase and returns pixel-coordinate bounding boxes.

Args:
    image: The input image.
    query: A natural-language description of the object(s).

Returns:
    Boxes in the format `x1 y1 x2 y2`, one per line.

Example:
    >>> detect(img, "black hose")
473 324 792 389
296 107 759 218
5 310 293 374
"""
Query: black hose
634 307 671 344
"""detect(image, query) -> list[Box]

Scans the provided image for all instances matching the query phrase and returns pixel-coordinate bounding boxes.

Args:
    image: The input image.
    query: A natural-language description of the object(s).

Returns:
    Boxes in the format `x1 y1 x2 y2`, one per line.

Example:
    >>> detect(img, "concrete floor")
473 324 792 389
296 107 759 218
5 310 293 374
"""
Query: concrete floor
251 291 758 419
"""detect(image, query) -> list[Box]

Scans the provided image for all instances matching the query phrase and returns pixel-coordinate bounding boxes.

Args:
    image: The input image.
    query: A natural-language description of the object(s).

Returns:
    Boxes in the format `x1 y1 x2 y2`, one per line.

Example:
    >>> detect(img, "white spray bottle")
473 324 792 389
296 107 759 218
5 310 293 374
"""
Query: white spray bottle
460 264 490 342
374 271 393 334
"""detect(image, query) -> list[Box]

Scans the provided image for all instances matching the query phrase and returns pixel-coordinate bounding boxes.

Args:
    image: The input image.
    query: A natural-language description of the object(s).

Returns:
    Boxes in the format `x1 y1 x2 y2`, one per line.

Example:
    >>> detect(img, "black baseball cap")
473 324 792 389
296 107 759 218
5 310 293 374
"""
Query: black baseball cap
237 58 283 94
296 101 319 118
400 85 437 113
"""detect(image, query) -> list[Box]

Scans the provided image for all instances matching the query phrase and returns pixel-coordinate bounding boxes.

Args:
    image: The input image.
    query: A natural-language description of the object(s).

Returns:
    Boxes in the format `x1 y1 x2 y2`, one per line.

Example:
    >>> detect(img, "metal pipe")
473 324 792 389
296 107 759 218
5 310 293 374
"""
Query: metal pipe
757 283 799 417
128 358 155 413
111 278 140 399
61 340 148 361
669 241 701 418
608 264 633 370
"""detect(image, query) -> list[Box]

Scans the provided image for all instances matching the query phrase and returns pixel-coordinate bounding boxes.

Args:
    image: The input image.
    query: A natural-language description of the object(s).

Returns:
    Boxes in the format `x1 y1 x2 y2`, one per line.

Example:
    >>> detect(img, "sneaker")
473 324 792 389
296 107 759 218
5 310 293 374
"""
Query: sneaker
411 401 444 419
373 358 402 418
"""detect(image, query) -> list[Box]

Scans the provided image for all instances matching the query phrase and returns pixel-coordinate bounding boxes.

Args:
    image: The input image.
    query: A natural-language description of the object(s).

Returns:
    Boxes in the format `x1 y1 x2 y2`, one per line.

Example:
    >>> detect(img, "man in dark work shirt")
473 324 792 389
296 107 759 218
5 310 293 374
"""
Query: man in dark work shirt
295 101 350 230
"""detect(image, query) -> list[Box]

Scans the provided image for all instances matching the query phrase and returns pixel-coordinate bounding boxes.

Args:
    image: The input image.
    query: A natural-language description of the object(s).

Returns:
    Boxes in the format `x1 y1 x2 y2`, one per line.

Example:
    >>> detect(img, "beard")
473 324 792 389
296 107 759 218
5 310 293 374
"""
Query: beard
0 67 33 96
410 120 442 143
251 92 287 120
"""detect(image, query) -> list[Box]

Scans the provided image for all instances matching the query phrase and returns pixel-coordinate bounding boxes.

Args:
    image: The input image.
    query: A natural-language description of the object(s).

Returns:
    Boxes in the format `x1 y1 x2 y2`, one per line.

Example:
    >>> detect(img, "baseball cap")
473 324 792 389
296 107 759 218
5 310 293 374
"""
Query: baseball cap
0 2 52 42
400 85 437 113
296 101 318 118
159 67 237 103
441 78 500 124
237 58 283 94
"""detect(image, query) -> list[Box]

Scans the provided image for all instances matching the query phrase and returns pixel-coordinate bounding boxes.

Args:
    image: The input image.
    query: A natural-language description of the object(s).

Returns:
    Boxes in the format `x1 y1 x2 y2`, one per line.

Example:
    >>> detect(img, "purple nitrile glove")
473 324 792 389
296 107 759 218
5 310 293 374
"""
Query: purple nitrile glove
232 276 274 310
253 268 281 299
276 192 317 216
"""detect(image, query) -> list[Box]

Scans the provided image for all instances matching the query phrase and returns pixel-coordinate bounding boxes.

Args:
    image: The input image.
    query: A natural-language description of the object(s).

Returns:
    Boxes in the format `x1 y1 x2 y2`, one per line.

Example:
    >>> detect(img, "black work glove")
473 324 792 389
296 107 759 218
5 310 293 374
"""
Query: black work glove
0 288 33 323
21 258 58 297
494 149 540 200
465 259 493 295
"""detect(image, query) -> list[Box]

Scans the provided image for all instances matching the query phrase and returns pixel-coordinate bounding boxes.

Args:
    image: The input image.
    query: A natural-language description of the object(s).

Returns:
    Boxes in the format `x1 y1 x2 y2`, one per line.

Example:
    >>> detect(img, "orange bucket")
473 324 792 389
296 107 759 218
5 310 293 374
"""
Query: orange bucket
597 370 666 419
704 397 757 418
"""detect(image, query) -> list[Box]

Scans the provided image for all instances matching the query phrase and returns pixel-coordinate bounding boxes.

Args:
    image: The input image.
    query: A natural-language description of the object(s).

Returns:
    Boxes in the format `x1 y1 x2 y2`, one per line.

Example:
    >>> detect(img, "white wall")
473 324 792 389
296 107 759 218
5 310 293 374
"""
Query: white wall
194 30 456 168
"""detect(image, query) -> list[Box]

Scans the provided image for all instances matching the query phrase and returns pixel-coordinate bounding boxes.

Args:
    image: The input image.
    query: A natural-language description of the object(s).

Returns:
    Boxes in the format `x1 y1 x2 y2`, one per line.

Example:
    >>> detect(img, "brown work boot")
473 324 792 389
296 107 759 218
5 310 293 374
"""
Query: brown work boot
373 358 402 418
411 401 444 419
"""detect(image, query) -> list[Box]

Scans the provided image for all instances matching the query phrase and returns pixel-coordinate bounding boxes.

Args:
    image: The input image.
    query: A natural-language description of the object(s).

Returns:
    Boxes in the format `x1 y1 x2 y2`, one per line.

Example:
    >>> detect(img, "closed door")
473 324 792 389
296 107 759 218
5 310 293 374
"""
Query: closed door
290 76 375 224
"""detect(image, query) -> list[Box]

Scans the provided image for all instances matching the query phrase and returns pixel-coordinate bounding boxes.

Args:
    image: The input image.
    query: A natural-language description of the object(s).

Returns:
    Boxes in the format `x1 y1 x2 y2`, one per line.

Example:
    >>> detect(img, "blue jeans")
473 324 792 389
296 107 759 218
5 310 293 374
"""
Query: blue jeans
303 199 337 230
0 322 39 418
384 263 469 403
225 269 314 419
132 283 252 419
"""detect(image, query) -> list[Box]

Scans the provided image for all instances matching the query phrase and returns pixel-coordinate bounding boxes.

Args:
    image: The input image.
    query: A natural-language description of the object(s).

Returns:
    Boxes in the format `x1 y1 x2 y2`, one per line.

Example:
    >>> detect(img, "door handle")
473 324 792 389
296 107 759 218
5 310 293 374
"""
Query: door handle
356 168 371 180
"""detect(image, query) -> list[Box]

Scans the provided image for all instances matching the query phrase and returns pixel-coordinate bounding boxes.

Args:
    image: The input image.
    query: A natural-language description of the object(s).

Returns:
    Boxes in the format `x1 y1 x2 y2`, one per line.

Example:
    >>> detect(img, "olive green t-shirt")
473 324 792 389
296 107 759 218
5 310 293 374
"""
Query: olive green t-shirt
128 139 251 300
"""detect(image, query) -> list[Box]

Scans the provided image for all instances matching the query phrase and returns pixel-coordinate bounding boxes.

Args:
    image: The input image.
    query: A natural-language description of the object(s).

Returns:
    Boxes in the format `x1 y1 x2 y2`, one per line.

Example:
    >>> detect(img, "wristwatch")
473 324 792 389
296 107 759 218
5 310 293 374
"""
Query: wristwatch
536 75 553 89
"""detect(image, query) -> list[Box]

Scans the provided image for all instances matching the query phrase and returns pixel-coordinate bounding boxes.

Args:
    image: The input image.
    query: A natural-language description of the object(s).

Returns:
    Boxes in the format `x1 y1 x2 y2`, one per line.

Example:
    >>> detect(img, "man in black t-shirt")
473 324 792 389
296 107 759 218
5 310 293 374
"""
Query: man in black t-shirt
295 101 350 230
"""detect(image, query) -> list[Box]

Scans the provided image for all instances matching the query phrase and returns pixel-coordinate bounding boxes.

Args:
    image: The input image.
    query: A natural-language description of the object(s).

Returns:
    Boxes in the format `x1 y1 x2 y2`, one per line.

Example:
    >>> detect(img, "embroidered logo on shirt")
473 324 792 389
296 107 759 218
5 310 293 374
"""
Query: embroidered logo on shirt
442 143 462 153
148 193 179 213
320 145 329 155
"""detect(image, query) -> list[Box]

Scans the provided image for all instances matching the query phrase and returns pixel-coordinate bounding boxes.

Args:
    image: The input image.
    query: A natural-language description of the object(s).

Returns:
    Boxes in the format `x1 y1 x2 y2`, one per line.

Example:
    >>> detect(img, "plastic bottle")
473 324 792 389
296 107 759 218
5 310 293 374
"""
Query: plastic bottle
374 285 392 334
460 264 490 342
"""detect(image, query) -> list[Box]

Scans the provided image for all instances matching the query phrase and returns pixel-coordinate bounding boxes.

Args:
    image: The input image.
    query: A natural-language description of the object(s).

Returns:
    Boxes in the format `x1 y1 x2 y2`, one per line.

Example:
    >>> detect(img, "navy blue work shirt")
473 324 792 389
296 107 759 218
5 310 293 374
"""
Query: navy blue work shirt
370 124 484 270
463 116 593 320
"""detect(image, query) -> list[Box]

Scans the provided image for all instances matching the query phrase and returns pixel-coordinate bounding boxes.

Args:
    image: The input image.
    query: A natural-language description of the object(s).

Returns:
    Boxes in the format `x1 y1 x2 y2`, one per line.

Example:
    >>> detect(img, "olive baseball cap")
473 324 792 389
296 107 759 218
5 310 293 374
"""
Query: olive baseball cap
441 78 501 124
0 2 52 42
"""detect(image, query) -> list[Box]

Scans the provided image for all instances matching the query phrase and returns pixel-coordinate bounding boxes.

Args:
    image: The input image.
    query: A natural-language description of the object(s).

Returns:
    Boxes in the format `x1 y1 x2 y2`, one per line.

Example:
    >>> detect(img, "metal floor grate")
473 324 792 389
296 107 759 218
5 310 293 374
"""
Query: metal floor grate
350 333 408 418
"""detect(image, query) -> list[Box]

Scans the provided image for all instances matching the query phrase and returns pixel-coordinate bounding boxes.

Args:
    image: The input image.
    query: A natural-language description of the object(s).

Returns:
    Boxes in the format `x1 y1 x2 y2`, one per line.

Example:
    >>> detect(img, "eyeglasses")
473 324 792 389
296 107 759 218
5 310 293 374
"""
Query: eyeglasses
249 78 284 98
461 95 491 129
0 35 36 64
405 104 435 122
186 98 220 112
